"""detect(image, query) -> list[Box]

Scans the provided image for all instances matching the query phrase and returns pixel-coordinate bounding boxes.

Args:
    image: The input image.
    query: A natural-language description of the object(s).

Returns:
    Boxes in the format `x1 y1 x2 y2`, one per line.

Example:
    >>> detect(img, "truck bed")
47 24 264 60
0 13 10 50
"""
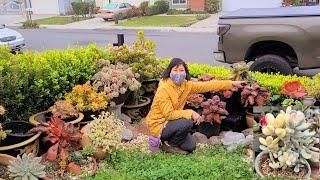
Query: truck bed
220 6 320 19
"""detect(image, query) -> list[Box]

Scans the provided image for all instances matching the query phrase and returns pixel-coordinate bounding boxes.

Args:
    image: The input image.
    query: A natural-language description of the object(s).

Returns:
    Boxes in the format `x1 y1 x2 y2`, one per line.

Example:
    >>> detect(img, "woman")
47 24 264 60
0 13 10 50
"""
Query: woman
146 58 244 154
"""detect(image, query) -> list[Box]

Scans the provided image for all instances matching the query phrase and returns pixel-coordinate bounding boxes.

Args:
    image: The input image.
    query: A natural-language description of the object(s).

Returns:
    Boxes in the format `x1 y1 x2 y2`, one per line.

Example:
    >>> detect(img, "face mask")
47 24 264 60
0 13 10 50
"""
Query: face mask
170 72 186 85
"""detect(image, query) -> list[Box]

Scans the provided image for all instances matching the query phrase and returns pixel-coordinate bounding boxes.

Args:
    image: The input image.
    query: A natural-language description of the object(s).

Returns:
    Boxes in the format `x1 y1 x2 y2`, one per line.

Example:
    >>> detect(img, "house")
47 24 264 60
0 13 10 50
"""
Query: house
169 0 205 11
0 0 24 14
95 0 153 7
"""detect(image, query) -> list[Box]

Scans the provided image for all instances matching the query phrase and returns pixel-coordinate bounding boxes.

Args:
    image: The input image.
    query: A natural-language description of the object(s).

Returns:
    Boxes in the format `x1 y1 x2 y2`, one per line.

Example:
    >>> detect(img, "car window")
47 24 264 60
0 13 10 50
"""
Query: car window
125 3 132 8
103 3 118 9
119 3 126 8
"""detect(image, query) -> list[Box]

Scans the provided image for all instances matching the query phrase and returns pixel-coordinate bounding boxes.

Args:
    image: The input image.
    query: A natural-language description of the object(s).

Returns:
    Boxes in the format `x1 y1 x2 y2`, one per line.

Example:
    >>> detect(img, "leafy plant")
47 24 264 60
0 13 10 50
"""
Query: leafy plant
304 73 320 99
28 117 82 162
241 83 270 107
92 60 141 102
81 146 94 156
145 0 169 16
65 83 109 112
139 1 149 15
259 106 320 172
205 0 220 13
88 112 124 154
195 14 210 21
48 100 79 119
21 21 39 29
68 151 84 165
186 94 205 108
201 95 228 124
8 153 46 180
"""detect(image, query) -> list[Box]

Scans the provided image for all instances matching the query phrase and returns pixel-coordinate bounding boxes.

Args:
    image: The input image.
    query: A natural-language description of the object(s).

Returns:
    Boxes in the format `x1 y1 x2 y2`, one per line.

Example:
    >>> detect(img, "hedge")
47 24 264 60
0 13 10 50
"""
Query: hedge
0 44 108 121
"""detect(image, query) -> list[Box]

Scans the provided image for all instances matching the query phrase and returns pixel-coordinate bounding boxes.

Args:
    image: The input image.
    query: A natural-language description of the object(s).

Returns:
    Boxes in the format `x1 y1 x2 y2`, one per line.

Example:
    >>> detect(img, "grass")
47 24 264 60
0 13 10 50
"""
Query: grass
117 16 201 27
87 146 254 179
34 16 91 25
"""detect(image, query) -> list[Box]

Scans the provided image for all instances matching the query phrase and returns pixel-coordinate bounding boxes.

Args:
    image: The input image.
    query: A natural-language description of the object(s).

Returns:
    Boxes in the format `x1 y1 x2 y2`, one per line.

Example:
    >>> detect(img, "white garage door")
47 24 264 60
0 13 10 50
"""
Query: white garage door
30 0 60 14
222 0 283 12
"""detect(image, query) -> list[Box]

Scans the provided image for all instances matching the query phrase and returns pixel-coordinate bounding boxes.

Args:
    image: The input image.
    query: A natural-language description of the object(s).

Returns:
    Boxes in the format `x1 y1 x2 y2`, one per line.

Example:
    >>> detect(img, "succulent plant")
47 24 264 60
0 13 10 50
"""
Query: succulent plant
281 80 307 99
8 153 46 180
241 82 270 107
48 100 79 119
186 94 205 108
92 60 141 101
259 106 320 172
0 105 5 115
88 111 124 154
65 83 109 112
68 151 84 165
305 108 320 135
200 95 228 124
231 61 251 81
305 73 320 99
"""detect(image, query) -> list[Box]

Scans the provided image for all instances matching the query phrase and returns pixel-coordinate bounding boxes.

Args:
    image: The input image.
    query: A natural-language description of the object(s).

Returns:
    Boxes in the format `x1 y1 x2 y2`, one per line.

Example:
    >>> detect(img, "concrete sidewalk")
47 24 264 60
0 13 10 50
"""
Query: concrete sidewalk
39 13 223 33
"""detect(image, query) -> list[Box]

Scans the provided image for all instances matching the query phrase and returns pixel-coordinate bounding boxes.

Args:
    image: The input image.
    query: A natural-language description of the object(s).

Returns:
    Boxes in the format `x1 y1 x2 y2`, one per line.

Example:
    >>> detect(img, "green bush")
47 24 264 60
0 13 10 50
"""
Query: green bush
21 21 39 29
196 14 210 21
71 2 95 17
139 1 149 15
205 0 220 13
0 44 108 121
146 0 169 16
90 146 254 179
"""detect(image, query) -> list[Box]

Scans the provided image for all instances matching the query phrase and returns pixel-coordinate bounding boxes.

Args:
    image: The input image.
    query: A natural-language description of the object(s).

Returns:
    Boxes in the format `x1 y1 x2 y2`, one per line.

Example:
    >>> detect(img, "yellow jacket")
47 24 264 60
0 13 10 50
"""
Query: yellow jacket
146 78 233 137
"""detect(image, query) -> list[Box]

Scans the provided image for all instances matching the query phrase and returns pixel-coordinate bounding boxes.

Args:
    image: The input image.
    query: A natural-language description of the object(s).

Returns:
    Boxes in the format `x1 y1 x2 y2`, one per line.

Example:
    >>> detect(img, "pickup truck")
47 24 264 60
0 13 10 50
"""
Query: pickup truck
214 6 320 75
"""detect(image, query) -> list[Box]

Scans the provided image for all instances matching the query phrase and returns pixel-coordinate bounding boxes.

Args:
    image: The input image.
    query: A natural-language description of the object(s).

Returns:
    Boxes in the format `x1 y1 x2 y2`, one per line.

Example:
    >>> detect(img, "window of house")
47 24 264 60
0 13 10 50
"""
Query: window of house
172 0 186 4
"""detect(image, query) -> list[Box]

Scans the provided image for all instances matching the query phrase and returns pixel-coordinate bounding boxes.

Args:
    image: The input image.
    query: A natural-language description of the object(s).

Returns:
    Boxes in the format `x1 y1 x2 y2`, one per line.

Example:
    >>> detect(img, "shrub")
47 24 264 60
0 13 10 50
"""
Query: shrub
146 0 169 16
304 73 320 99
21 21 39 29
0 44 108 121
167 8 208 15
205 0 220 13
196 14 210 21
71 2 95 17
125 7 143 19
139 1 149 15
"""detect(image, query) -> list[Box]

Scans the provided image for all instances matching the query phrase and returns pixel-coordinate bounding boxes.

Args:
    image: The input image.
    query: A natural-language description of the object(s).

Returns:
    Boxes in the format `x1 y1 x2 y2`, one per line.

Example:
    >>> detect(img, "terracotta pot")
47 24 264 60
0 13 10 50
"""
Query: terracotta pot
0 153 15 166
246 111 254 128
29 111 84 126
67 162 82 176
255 150 311 178
80 125 105 160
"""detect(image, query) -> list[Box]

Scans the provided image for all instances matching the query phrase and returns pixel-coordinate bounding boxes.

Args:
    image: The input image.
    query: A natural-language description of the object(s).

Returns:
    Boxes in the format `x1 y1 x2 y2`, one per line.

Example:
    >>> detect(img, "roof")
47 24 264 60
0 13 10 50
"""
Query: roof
220 6 320 19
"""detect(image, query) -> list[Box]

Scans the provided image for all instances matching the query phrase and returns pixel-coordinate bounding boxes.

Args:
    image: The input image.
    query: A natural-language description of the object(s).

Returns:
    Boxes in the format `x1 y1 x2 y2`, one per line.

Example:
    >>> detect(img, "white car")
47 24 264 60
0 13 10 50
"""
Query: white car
0 24 25 53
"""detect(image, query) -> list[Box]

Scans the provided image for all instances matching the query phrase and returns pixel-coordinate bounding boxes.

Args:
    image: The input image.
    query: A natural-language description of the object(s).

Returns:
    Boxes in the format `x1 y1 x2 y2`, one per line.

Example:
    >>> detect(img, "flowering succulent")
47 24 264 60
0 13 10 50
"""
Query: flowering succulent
241 83 270 107
65 84 109 112
186 94 205 108
49 100 79 119
201 95 228 124
88 112 124 154
92 60 141 100
280 80 307 98
259 106 320 172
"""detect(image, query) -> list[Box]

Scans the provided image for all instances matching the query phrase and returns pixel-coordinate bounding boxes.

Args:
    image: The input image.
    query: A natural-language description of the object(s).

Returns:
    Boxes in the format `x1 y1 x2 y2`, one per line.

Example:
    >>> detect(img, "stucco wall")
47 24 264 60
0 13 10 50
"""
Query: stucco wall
30 0 60 14
222 0 283 12
188 0 204 11
111 0 147 6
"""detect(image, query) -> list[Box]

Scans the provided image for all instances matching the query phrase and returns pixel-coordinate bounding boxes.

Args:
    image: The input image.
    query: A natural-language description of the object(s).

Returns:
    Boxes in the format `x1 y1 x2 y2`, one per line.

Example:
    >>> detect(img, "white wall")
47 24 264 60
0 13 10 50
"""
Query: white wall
111 0 147 6
222 0 283 12
30 0 60 14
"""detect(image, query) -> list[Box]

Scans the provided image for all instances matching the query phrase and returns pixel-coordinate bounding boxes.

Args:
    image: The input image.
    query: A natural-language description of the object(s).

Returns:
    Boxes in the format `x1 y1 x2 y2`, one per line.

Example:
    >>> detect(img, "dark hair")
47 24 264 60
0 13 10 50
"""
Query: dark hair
162 58 191 80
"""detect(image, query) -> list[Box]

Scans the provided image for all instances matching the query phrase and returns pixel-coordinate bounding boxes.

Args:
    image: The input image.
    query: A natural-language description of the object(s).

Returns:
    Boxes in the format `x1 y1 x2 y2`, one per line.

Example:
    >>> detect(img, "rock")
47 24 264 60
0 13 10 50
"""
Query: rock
122 128 133 141
221 131 246 146
209 136 222 146
192 132 209 144
219 131 229 138
120 113 132 124
241 128 253 137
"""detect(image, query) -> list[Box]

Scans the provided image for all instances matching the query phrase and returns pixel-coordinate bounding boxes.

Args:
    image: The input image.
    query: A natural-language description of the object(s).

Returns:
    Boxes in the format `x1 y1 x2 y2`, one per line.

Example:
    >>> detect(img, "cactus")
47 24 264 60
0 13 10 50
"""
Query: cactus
8 153 46 180
259 106 320 172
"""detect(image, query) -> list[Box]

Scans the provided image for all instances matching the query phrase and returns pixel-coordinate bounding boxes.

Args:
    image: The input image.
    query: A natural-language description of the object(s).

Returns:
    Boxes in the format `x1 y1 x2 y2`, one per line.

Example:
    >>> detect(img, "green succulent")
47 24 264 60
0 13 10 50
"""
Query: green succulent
68 151 84 165
8 153 46 180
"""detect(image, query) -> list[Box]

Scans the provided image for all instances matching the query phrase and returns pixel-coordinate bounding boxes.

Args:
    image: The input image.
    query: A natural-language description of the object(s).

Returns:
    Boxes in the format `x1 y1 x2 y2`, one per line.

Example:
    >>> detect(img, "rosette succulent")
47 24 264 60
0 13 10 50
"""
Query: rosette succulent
259 106 320 172
92 60 141 100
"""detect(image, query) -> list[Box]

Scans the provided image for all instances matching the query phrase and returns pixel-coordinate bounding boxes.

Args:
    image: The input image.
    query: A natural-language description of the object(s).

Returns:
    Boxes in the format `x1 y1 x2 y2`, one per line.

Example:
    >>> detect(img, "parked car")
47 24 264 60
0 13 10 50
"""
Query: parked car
0 24 25 53
214 6 320 75
96 2 134 21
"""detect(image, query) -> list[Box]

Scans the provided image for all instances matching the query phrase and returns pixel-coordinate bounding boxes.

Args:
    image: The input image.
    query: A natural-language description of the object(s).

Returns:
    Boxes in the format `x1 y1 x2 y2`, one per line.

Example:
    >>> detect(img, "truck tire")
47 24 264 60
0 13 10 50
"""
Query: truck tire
249 54 293 74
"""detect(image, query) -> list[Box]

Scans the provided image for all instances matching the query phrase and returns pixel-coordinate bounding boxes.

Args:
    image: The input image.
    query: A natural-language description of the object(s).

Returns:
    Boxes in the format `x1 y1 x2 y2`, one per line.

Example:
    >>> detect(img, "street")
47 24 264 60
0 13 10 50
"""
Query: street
13 28 222 65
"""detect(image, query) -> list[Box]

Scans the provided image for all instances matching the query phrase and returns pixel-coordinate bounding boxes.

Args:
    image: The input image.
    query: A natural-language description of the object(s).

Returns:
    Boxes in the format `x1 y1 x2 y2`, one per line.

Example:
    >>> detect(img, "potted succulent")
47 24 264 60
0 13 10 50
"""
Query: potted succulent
122 90 151 122
186 93 206 112
81 112 124 160
92 60 141 105
241 82 270 128
66 149 98 177
29 100 84 126
65 83 109 126
255 106 319 178
280 80 307 109
7 153 46 180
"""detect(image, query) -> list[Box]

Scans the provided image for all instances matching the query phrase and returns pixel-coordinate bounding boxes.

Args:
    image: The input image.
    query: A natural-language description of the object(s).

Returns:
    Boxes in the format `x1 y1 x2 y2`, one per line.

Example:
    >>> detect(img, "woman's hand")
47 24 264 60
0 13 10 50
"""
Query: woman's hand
192 111 204 125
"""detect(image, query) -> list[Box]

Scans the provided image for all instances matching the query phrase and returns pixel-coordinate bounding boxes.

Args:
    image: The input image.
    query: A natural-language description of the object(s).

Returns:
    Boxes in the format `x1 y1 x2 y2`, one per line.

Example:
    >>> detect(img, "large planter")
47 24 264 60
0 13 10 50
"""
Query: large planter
113 91 131 105
255 150 311 178
0 121 41 157
107 103 123 119
0 153 16 180
80 125 105 160
302 96 316 107
29 111 84 126
80 110 102 127
122 97 151 122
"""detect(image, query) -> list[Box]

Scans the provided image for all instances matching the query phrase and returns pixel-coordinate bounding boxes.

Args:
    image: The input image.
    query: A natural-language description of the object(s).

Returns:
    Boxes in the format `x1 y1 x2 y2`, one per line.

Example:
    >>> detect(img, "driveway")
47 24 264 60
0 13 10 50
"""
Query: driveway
0 14 55 26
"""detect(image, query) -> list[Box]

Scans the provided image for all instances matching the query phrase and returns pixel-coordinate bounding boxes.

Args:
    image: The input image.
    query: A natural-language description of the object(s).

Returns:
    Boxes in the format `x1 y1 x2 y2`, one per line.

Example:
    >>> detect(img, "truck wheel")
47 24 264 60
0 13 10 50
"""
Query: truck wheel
249 54 293 75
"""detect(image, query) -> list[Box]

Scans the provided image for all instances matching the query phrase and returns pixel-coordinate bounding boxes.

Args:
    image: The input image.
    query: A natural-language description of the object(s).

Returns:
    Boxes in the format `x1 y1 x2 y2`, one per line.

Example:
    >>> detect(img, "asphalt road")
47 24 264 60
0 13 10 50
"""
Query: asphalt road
13 28 224 66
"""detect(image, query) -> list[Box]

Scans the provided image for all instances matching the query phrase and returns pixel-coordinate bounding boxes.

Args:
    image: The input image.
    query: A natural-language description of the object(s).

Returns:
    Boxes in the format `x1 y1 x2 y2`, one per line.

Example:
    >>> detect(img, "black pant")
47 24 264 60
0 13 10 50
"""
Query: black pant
160 119 196 153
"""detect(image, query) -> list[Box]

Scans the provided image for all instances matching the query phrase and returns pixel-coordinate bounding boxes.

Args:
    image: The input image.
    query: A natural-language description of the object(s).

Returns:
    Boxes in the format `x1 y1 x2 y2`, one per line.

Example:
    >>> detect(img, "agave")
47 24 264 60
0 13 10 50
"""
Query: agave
8 153 46 180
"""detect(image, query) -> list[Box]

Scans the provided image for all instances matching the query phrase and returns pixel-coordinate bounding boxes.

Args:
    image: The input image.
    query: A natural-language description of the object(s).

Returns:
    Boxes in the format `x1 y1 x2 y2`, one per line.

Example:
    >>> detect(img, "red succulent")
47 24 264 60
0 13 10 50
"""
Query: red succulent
201 95 229 124
280 80 307 98
260 116 267 127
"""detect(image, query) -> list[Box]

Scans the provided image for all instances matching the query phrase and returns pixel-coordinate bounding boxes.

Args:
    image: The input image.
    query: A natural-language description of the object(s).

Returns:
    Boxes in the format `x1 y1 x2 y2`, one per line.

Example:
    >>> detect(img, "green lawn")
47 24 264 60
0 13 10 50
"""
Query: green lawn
34 16 91 25
88 146 254 179
117 16 200 27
